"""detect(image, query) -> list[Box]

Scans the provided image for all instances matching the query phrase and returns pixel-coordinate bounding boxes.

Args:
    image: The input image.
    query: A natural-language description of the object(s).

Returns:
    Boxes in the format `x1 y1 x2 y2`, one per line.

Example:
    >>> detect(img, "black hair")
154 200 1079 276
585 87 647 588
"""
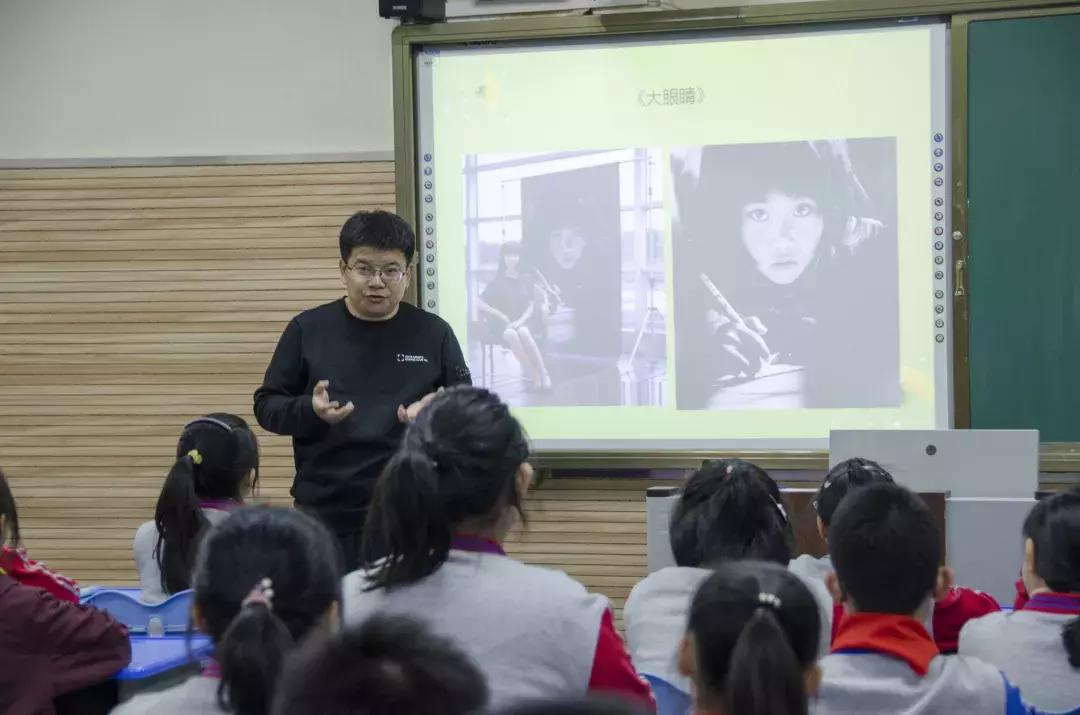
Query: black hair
497 240 524 276
678 142 864 295
363 386 529 589
494 699 650 715
687 560 820 715
0 467 21 547
828 482 939 615
1022 488 1080 667
154 413 259 595
669 459 793 568
339 210 416 265
194 506 341 715
271 614 488 715
815 457 895 528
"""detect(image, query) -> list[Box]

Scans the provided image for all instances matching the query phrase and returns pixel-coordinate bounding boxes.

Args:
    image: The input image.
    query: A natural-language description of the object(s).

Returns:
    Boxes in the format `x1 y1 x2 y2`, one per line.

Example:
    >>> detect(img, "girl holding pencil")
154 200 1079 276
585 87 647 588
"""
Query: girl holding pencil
671 139 901 409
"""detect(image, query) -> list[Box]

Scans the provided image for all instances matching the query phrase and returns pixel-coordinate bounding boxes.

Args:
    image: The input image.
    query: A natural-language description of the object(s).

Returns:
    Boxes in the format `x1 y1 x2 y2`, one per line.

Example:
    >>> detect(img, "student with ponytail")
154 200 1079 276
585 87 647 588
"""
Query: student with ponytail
133 413 259 602
678 561 822 715
343 386 653 712
959 488 1080 714
624 459 833 695
114 506 342 715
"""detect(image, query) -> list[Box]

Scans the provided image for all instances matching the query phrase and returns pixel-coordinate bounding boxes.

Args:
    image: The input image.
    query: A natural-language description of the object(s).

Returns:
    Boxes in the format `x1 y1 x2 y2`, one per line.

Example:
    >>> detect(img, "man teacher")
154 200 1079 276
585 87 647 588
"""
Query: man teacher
255 210 471 569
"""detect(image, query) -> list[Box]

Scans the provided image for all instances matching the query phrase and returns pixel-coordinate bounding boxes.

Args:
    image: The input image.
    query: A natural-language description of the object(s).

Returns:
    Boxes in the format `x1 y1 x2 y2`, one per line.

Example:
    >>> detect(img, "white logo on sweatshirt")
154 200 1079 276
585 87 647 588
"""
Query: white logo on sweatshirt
397 354 429 363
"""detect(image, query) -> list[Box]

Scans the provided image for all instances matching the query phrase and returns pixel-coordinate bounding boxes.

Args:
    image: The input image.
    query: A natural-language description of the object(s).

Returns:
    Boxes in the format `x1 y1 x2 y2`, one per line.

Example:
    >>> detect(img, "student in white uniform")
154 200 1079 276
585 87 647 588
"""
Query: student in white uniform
132 413 258 602
960 489 1080 714
623 459 833 695
812 483 1030 715
342 386 653 712
114 507 342 715
677 561 822 715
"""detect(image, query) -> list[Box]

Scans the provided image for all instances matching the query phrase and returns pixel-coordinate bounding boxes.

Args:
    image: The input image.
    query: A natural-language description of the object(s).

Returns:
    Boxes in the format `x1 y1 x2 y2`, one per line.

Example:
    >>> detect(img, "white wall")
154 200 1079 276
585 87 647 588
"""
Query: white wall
0 0 828 161
0 0 395 160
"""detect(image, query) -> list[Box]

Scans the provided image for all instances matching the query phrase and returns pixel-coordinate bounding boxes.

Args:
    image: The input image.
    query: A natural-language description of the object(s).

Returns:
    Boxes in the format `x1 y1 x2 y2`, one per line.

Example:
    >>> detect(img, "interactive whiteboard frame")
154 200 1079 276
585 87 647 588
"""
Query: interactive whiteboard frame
390 0 1080 467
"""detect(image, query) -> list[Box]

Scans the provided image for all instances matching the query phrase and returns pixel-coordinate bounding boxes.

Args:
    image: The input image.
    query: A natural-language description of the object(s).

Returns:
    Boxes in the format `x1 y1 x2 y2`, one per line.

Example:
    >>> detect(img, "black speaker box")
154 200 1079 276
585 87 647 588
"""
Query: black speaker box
379 0 446 22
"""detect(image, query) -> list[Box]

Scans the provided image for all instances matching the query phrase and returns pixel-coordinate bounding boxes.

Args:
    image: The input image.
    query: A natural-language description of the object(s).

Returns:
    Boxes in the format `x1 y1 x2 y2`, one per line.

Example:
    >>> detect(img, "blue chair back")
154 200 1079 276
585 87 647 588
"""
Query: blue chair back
643 673 692 715
81 589 193 636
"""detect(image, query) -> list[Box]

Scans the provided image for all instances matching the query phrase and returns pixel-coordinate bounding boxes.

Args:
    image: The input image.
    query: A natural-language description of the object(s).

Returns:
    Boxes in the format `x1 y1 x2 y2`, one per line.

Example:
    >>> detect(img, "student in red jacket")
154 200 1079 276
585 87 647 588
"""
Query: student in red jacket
0 468 80 603
0 468 131 715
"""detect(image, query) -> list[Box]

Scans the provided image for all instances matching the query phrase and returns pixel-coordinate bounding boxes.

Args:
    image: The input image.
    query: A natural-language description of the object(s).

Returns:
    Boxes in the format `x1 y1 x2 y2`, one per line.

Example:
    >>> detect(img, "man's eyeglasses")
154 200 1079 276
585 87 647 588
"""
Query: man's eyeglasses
347 263 406 284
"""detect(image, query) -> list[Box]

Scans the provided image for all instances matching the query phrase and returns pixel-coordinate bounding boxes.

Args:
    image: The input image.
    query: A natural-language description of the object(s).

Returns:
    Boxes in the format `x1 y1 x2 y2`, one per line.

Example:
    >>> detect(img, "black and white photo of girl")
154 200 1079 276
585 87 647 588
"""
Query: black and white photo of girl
671 139 901 409
464 149 667 408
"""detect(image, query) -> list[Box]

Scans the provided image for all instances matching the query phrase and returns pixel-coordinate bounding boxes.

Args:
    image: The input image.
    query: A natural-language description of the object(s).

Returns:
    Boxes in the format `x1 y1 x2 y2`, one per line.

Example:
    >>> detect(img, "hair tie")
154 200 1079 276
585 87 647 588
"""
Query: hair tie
187 449 203 465
758 592 782 611
241 577 274 610
771 496 788 522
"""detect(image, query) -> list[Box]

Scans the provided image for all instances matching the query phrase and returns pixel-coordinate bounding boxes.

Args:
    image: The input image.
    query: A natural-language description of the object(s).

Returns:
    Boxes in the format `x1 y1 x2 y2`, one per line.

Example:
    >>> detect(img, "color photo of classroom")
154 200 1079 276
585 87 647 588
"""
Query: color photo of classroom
1 2 1079 715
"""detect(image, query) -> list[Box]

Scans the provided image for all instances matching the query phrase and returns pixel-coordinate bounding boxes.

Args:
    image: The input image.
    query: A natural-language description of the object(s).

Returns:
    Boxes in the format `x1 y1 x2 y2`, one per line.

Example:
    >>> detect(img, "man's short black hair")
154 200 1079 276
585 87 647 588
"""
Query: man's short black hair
271 615 487 715
828 482 939 615
339 210 416 264
669 459 792 568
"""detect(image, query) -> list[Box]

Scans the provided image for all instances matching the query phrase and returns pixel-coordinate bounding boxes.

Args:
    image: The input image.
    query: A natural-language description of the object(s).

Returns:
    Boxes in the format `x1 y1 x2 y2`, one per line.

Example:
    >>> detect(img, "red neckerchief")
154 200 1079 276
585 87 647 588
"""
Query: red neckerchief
1023 592 1080 615
832 612 939 676
450 533 506 555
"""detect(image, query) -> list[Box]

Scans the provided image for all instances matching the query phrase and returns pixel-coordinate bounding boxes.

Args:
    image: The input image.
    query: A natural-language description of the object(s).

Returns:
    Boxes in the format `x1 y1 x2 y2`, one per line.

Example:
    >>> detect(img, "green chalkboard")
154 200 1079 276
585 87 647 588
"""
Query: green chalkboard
967 12 1080 442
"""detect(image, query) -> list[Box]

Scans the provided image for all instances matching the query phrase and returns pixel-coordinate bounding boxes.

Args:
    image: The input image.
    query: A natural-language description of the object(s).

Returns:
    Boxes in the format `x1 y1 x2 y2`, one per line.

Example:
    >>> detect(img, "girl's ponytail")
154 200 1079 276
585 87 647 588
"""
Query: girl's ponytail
364 387 530 589
723 605 808 715
686 561 820 715
154 451 208 593
364 446 450 589
216 580 293 715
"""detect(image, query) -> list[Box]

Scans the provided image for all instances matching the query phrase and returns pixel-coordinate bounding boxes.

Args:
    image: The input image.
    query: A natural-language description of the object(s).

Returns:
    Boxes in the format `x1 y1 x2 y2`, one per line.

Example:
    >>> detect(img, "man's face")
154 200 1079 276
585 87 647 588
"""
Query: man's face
340 247 411 320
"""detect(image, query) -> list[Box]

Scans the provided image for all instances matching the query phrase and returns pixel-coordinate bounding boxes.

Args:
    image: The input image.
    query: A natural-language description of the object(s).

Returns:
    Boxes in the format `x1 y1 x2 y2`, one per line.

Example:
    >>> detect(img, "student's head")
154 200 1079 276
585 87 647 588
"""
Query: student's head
271 614 488 715
693 141 854 287
814 457 894 538
495 699 650 715
193 506 342 715
364 386 531 589
1021 489 1080 667
0 467 20 548
679 561 821 715
497 241 523 276
669 459 792 568
338 210 415 321
827 482 950 617
154 413 260 594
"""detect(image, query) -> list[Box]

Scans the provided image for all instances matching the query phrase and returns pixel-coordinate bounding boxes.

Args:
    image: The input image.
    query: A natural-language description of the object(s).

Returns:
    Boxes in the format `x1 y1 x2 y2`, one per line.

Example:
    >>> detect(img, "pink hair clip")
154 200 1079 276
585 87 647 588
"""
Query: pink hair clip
241 577 275 610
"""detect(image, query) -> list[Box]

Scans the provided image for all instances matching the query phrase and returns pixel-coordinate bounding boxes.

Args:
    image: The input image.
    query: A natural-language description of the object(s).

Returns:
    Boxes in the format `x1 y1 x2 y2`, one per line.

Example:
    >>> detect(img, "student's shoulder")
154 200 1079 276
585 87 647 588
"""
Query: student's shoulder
936 650 1011 687
133 519 157 545
110 677 225 715
627 567 710 604
957 608 1010 653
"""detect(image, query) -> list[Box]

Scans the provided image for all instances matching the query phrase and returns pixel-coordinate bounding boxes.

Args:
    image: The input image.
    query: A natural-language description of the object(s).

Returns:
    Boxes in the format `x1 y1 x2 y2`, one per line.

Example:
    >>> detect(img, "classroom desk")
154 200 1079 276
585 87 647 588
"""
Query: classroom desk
119 634 213 681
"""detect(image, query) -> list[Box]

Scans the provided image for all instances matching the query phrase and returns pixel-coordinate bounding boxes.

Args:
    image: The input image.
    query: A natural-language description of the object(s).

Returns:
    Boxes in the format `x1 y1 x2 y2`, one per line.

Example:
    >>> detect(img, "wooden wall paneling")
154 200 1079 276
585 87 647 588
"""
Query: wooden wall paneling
0 162 388 585
0 163 654 621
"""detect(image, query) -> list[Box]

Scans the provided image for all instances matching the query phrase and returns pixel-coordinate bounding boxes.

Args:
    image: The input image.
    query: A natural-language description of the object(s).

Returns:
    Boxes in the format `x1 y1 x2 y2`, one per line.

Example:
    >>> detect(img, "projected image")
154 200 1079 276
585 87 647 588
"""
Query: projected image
672 138 901 410
464 149 667 407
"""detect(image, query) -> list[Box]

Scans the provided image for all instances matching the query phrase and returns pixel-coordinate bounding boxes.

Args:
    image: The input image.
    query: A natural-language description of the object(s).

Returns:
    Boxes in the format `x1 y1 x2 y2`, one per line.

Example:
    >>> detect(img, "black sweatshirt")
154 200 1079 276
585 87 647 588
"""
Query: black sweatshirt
254 299 471 529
